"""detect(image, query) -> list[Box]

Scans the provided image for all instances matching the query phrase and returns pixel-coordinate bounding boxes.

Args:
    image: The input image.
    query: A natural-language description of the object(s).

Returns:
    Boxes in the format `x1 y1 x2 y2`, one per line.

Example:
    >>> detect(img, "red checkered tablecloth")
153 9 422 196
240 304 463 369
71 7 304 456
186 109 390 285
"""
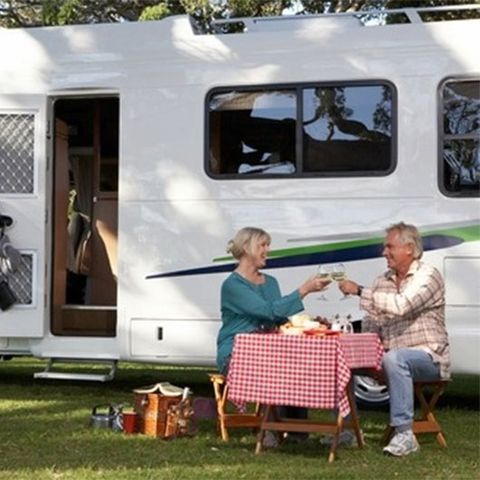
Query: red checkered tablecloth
227 333 384 418
339 333 384 370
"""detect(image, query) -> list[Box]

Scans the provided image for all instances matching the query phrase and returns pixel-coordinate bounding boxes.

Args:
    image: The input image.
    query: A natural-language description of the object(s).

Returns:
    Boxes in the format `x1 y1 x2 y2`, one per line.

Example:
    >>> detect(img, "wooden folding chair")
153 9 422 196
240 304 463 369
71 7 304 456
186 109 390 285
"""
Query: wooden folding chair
383 380 448 447
208 373 262 441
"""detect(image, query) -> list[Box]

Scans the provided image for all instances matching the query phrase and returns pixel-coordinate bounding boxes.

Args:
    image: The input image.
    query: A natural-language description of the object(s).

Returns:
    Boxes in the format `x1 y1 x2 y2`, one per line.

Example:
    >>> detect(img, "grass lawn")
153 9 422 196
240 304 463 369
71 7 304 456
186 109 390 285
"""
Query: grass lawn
0 357 478 480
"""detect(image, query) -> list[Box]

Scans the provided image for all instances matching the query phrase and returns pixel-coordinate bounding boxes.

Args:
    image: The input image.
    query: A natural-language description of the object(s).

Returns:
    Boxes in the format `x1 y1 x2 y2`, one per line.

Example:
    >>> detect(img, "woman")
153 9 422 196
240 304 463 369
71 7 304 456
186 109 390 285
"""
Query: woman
216 227 329 447
216 226 330 374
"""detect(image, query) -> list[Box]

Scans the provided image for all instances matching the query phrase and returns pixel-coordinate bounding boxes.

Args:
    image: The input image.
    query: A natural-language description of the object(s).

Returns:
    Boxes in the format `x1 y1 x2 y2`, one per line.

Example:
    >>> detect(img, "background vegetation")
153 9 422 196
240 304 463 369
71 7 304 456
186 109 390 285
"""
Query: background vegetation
0 0 478 30
0 357 478 479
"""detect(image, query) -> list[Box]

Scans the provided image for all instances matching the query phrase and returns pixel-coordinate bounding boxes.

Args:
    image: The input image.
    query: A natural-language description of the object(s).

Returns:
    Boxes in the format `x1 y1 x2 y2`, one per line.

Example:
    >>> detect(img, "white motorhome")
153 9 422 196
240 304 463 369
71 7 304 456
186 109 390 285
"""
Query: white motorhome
0 6 478 399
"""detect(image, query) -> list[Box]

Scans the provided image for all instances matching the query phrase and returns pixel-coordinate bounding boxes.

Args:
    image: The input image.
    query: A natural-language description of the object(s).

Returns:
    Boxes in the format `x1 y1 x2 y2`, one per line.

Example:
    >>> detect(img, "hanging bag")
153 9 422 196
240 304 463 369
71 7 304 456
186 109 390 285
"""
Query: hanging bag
0 233 22 275
0 225 20 311
0 276 16 311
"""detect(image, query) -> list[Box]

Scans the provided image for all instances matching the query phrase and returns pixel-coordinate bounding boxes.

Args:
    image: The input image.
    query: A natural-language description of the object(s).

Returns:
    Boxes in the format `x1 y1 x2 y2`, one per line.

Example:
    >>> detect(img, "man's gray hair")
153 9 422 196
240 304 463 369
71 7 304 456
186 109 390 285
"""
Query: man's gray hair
386 222 423 259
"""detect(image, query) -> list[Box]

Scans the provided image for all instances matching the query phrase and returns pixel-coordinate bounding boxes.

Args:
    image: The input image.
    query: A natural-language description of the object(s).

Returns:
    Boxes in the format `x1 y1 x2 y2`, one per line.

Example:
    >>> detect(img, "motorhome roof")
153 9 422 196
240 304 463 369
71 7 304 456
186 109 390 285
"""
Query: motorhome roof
0 5 478 95
211 3 480 34
0 3 478 37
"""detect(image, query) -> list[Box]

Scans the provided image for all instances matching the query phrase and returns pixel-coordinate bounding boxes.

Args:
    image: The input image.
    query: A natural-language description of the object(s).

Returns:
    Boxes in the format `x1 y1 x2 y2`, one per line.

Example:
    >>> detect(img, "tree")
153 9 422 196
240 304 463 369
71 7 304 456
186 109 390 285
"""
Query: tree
0 0 478 28
0 1 185 27
224 0 293 17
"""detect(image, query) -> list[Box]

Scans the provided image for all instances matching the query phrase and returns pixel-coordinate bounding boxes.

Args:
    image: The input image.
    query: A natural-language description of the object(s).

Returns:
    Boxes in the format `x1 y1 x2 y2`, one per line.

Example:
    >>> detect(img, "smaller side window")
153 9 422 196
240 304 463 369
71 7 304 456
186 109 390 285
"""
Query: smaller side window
0 113 35 194
440 79 480 197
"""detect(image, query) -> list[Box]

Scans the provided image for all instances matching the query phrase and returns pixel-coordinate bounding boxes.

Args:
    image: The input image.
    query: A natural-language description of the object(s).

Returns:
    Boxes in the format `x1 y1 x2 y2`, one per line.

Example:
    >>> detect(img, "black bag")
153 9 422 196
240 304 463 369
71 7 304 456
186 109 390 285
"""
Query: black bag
0 279 16 311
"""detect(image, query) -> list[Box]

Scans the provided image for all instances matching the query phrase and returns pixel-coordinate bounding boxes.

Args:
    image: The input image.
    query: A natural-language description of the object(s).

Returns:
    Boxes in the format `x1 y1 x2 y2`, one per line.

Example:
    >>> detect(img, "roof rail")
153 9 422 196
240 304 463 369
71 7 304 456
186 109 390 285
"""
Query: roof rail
211 3 480 34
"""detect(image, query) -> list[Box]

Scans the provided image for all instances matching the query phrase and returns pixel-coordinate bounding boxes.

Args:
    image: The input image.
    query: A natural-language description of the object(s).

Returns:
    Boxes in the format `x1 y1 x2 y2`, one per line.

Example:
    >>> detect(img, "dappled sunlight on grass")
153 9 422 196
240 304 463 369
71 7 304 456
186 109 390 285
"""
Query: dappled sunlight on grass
0 358 478 479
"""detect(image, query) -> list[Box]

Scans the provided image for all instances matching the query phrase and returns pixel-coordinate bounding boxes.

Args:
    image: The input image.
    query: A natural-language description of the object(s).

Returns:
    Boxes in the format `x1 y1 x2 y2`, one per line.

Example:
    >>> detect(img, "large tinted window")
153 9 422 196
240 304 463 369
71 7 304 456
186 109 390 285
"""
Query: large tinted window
207 82 394 178
440 79 480 197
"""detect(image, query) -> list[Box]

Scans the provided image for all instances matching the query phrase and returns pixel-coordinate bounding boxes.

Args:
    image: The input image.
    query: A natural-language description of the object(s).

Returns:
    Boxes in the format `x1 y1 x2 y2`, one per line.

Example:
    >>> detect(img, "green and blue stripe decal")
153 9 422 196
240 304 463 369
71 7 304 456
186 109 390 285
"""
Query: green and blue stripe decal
146 224 479 279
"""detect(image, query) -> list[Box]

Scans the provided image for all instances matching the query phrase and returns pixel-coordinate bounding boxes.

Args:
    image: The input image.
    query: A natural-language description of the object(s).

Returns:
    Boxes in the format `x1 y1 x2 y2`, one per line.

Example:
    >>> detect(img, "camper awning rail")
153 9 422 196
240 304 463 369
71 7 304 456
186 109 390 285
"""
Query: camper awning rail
210 3 480 34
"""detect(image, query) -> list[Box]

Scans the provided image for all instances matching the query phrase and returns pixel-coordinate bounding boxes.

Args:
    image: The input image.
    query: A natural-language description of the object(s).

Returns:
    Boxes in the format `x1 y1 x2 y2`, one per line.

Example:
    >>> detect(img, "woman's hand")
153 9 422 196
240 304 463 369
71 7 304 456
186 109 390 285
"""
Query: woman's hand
298 276 331 298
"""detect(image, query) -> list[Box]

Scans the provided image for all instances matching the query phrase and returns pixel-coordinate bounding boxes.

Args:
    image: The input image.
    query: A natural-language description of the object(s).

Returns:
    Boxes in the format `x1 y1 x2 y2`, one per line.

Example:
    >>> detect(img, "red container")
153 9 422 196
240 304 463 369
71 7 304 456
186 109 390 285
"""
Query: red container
123 411 137 434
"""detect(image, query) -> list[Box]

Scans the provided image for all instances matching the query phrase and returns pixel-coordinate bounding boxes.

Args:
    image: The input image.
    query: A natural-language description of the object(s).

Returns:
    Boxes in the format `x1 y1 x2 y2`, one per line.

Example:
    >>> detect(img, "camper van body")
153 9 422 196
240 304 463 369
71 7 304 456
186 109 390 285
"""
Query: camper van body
0 10 478 387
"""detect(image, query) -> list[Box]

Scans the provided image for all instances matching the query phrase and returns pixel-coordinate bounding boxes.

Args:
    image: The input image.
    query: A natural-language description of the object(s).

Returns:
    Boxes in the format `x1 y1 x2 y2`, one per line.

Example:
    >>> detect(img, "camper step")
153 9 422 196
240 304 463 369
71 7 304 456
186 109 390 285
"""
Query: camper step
33 358 118 382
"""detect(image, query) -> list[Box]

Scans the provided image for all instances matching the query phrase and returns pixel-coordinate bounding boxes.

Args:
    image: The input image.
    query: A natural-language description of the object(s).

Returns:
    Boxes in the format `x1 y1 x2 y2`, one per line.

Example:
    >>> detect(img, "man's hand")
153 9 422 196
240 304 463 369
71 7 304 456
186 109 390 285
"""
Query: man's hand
339 279 360 296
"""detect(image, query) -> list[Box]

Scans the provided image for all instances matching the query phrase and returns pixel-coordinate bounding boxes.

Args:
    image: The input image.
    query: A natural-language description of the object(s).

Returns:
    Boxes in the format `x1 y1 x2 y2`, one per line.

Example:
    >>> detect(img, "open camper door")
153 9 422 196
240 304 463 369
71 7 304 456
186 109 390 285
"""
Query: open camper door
0 95 48 337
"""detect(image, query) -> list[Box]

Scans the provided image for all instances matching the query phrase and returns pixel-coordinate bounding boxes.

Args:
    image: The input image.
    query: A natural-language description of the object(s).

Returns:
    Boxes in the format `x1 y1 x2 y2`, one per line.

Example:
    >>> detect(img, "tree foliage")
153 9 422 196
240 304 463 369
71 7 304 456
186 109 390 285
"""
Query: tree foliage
0 1 180 27
0 0 478 28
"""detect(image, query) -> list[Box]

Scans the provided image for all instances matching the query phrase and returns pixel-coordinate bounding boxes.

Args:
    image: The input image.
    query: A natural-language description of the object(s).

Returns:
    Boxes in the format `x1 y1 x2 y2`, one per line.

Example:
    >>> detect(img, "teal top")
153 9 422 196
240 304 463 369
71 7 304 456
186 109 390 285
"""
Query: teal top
216 271 304 373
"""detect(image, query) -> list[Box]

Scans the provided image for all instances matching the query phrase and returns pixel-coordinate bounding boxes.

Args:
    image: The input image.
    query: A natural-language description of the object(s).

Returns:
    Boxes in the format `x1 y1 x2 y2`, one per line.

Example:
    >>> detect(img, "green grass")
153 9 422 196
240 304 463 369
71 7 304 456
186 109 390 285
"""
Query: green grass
0 357 478 480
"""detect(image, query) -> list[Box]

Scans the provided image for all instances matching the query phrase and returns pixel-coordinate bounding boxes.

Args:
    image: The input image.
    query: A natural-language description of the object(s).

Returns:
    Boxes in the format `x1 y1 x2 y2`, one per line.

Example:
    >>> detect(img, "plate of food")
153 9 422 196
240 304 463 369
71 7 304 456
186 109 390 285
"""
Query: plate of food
303 328 341 337
280 324 305 335
288 313 319 329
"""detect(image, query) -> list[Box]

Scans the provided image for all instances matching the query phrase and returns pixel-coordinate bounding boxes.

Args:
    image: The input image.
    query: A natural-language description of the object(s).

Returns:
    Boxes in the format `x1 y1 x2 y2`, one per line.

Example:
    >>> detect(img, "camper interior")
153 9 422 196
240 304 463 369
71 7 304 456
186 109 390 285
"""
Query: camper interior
52 97 119 337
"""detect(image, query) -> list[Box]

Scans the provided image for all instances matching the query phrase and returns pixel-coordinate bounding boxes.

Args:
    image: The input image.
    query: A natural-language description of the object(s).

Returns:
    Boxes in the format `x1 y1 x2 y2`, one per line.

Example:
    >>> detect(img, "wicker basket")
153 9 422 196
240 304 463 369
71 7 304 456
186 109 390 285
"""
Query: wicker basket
134 393 182 437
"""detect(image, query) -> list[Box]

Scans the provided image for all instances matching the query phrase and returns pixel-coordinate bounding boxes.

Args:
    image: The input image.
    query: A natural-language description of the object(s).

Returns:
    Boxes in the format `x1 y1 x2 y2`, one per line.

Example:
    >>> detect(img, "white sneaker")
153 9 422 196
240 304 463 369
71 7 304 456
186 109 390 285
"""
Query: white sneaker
320 429 363 447
383 430 419 457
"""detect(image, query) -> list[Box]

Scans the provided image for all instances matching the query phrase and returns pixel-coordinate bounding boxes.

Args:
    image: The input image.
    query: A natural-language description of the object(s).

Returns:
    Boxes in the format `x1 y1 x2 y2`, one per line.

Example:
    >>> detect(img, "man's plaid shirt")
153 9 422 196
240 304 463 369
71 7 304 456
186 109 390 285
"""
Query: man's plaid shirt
360 260 450 379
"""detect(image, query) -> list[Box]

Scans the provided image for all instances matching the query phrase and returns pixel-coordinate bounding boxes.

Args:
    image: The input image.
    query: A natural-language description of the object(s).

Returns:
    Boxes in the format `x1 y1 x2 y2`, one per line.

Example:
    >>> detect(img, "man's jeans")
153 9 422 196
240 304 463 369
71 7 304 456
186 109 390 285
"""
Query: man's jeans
382 348 441 429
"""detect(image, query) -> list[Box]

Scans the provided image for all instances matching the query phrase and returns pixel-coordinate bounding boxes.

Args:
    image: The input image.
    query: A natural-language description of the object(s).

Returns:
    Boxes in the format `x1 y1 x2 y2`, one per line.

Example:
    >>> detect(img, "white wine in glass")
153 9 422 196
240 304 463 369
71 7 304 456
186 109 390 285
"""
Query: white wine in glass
332 263 350 300
316 265 331 301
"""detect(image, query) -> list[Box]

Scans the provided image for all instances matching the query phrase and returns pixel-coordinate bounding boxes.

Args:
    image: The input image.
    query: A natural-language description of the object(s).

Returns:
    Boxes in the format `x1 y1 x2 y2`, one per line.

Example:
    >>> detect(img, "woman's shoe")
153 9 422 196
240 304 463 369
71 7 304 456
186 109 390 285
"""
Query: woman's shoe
262 431 279 448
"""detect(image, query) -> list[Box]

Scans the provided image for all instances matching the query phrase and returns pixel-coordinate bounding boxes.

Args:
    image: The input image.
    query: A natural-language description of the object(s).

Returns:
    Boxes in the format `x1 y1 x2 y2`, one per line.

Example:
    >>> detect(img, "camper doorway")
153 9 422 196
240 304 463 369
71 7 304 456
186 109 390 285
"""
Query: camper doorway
52 97 119 337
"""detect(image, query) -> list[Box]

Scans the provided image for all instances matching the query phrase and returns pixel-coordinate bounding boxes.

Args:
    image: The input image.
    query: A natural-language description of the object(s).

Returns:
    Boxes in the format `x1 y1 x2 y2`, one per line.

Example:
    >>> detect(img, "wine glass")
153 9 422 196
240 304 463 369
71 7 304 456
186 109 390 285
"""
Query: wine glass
316 265 331 301
331 263 350 300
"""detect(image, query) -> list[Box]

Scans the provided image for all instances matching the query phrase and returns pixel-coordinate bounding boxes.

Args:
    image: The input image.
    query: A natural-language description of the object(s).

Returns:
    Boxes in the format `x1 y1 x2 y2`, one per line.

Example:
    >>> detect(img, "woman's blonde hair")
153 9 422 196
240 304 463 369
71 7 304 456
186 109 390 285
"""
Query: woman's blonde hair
226 227 271 260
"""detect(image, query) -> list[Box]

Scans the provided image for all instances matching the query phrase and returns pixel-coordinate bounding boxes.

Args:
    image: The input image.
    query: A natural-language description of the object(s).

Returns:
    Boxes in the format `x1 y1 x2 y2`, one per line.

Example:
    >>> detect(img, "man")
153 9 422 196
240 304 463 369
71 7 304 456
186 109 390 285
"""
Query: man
339 222 450 457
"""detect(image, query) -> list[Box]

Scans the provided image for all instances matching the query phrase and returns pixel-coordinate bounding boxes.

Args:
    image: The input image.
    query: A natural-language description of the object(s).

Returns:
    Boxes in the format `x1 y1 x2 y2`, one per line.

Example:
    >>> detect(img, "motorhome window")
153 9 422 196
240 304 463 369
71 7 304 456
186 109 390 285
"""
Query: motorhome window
0 113 34 194
440 80 480 197
207 83 393 177
302 85 392 173
208 89 297 175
